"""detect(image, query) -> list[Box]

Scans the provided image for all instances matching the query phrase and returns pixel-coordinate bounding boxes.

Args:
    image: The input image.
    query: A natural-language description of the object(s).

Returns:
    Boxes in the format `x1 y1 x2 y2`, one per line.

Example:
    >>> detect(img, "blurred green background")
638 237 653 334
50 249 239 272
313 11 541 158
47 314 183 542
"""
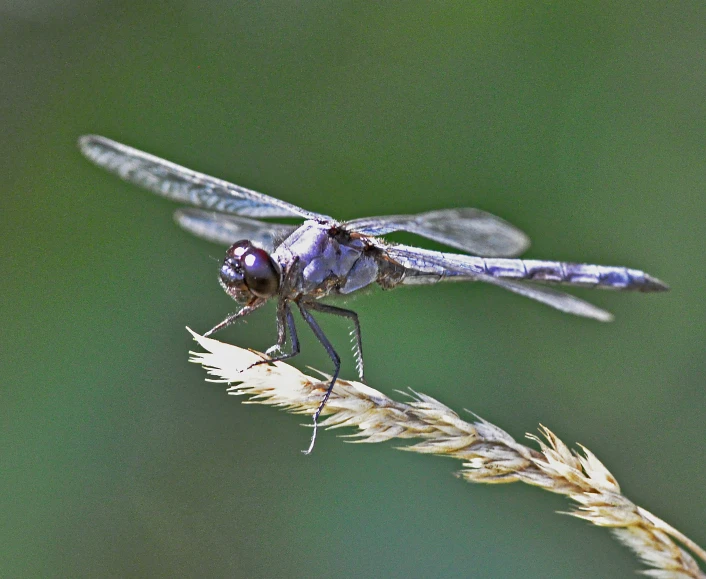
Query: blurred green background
2 2 704 578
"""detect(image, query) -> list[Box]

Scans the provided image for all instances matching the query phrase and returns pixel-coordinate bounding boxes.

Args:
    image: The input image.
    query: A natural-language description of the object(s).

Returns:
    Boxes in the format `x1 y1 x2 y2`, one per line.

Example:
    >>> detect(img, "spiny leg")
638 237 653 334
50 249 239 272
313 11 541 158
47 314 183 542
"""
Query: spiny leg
204 298 266 337
303 300 364 381
251 300 301 368
296 301 341 455
265 298 290 357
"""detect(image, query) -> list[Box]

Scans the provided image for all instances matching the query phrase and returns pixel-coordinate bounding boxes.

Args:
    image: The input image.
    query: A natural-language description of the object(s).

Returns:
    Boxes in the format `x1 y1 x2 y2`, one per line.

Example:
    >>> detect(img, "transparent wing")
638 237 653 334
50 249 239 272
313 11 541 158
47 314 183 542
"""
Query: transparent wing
383 244 613 321
79 135 332 221
174 209 298 252
473 275 613 321
345 208 530 257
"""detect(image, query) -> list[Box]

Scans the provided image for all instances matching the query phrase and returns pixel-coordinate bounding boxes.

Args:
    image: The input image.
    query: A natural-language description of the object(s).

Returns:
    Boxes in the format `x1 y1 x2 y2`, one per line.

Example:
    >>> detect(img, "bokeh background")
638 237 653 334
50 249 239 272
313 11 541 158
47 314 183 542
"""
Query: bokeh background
2 2 704 578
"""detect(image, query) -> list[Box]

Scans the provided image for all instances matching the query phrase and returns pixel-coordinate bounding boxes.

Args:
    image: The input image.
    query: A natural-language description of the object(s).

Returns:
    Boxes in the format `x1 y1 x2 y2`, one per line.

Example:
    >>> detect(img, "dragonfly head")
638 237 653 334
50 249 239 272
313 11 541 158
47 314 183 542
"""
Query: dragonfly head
219 240 281 302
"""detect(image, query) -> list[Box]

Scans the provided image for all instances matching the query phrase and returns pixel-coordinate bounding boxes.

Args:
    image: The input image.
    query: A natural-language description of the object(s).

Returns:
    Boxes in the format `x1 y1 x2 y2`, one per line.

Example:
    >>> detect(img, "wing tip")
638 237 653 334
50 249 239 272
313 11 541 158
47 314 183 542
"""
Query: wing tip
508 233 531 258
172 207 188 226
594 309 615 322
77 134 109 159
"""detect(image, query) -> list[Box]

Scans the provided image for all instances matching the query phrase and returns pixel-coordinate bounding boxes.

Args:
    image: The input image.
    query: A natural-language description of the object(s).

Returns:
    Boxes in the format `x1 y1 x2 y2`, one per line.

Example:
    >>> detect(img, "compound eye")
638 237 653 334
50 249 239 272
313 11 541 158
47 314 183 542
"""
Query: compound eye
241 247 280 298
226 240 252 260
219 240 253 302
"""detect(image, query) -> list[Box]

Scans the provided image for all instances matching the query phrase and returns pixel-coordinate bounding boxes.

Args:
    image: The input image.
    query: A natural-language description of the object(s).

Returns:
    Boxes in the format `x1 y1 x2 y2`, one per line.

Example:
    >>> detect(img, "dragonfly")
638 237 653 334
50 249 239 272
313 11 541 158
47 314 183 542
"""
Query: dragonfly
79 135 669 453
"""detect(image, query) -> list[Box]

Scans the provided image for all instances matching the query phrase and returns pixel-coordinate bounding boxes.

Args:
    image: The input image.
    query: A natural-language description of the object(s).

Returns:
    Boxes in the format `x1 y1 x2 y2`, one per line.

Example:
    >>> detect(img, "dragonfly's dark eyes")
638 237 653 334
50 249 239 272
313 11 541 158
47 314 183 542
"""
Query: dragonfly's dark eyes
219 240 280 301
242 246 280 298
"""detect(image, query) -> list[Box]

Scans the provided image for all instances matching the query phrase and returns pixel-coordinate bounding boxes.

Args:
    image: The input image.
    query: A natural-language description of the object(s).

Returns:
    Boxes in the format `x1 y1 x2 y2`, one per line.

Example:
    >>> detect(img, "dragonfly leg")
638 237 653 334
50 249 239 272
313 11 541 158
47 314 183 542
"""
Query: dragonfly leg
265 300 288 357
296 301 341 455
204 298 266 336
253 300 301 365
303 301 364 381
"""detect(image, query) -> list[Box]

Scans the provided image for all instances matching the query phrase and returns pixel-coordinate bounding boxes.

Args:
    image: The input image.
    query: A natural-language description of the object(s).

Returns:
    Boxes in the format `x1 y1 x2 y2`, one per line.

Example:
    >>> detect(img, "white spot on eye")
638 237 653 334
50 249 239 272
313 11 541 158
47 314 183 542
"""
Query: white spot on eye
244 254 257 267
233 246 247 258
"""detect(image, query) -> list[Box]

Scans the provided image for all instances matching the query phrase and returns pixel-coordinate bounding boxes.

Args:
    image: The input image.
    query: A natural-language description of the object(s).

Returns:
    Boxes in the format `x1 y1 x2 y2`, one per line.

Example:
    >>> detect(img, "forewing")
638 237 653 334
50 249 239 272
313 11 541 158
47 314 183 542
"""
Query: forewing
79 135 331 220
384 245 613 322
174 209 298 252
345 208 530 257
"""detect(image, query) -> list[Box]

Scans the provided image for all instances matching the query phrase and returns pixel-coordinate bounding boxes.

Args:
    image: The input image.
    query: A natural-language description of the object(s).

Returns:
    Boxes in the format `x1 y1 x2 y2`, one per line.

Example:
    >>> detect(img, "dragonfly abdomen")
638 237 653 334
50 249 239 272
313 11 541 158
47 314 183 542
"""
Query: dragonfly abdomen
484 259 668 292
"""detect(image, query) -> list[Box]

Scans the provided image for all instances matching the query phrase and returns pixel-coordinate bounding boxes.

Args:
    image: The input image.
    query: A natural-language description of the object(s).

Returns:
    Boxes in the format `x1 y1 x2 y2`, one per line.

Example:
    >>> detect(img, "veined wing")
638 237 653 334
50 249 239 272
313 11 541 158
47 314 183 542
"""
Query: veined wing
476 276 613 321
174 209 298 252
345 208 530 257
383 244 613 321
78 135 332 221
